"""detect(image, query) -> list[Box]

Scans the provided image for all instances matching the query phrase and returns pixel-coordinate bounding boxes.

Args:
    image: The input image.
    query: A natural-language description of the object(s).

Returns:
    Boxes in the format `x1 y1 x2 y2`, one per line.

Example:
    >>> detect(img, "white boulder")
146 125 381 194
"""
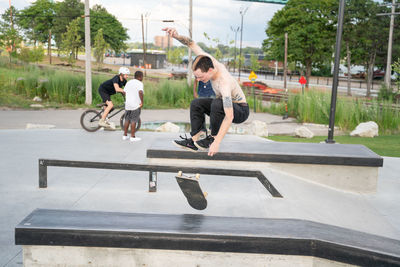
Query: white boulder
32 96 42 102
350 121 379 137
249 120 269 137
156 122 180 133
30 104 44 108
294 126 314 138
26 123 55 129
228 120 269 137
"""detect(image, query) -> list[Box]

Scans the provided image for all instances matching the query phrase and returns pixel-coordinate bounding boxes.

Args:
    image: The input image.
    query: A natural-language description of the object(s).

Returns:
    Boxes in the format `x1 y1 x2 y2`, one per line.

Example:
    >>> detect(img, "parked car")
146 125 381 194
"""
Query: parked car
373 69 385 79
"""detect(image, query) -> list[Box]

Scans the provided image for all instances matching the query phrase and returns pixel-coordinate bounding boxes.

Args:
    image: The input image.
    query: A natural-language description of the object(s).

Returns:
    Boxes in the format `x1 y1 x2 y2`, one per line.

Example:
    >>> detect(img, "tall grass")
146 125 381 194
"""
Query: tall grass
143 80 193 109
265 91 400 134
0 59 192 108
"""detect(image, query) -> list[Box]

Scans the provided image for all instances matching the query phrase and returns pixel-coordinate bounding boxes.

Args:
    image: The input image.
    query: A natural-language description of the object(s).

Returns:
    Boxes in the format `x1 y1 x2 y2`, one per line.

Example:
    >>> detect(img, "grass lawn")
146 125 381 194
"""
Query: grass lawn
267 135 400 157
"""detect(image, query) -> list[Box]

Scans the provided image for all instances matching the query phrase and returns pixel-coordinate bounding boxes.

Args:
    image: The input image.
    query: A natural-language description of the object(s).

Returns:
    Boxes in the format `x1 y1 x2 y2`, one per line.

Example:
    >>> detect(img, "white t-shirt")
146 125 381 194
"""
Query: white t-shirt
124 79 143 110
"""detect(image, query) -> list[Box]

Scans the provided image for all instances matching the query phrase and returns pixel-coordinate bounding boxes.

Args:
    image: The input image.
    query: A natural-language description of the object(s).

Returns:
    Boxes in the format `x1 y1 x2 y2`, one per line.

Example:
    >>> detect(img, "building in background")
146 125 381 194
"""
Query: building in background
128 50 166 69
154 35 173 49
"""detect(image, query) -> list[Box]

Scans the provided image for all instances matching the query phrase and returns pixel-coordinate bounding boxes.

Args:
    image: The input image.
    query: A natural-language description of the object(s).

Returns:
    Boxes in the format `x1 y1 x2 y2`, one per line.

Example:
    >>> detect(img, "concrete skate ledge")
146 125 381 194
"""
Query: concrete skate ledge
147 141 383 167
147 140 382 193
16 209 400 266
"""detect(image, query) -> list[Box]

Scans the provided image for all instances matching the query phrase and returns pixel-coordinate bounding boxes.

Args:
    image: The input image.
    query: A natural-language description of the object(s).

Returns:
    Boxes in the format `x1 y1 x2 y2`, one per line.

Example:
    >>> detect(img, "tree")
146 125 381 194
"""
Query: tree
90 5 128 53
93 28 109 69
263 0 337 88
0 28 22 62
0 6 22 56
167 47 185 64
250 54 261 72
61 18 81 65
18 0 55 56
53 0 84 55
204 32 224 60
349 1 387 97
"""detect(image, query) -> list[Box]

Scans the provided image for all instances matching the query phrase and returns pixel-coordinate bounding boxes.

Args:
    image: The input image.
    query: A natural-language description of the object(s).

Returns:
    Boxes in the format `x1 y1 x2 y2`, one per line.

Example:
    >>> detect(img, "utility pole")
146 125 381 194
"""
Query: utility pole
326 0 345 144
230 26 240 73
187 0 193 87
283 32 288 90
382 0 397 88
238 7 248 81
84 0 92 105
141 14 147 76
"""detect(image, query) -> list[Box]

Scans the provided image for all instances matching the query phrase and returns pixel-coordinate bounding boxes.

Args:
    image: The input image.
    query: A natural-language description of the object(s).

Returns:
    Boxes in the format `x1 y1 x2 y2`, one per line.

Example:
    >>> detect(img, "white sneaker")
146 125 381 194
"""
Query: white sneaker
130 137 141 142
122 135 129 141
98 119 110 127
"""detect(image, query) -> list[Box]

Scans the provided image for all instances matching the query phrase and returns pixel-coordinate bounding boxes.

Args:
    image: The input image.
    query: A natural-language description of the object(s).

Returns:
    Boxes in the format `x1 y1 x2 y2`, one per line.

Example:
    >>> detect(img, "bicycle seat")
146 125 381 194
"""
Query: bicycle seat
96 103 107 107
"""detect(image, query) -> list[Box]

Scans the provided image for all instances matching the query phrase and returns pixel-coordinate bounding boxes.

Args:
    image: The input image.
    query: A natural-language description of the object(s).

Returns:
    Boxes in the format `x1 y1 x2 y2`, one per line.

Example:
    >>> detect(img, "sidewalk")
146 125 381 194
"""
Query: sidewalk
0 108 339 136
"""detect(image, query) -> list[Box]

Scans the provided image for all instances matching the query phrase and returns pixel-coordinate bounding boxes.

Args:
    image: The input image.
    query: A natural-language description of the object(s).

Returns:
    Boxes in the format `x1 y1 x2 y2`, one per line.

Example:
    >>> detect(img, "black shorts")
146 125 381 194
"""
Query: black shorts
125 108 141 123
98 87 111 103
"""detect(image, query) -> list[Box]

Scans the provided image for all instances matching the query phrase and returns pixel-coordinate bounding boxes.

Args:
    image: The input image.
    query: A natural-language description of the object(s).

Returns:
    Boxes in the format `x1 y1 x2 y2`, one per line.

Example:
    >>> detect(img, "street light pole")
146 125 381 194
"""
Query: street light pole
231 26 240 73
187 0 193 87
84 0 92 105
141 14 147 76
326 0 345 144
238 7 248 81
384 0 396 88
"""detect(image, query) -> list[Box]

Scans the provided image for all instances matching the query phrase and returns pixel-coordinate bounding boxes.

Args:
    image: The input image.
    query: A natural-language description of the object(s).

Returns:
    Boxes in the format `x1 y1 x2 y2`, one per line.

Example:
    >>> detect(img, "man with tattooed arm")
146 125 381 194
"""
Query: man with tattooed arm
163 27 250 157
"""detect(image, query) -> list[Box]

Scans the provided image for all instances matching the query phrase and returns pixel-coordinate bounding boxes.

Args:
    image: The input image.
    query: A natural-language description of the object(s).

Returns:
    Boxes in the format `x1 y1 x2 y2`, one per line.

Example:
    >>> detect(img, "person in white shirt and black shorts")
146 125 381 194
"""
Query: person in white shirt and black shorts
122 71 144 142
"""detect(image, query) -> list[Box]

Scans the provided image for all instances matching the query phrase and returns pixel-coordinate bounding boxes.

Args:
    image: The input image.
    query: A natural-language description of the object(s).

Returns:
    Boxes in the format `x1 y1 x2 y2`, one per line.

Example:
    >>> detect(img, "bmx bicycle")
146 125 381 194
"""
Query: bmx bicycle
80 100 141 132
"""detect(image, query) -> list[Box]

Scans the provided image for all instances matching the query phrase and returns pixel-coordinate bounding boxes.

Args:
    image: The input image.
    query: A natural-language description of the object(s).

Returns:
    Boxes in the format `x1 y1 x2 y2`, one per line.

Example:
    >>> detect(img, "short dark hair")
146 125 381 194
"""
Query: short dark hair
193 56 214 72
134 71 143 79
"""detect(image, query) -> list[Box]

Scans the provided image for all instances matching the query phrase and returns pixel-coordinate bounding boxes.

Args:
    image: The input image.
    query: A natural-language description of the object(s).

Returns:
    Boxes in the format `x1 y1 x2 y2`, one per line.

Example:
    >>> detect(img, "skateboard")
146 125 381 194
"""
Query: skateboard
175 171 207 210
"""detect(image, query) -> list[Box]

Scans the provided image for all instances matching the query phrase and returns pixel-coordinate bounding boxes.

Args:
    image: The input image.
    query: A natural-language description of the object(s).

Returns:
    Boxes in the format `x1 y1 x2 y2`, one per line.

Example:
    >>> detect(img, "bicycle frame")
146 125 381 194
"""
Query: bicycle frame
88 104 125 123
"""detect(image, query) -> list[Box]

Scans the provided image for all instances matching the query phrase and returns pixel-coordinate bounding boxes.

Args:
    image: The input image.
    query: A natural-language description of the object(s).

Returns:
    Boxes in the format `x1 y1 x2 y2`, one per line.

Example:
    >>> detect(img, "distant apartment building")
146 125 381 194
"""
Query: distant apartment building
154 35 173 49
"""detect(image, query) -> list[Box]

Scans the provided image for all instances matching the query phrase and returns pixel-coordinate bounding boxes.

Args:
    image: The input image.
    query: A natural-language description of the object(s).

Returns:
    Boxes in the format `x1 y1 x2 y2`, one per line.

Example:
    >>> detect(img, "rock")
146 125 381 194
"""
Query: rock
38 78 49 84
33 96 42 102
26 123 55 129
294 126 314 138
249 120 269 137
155 122 180 133
228 120 268 137
30 104 44 108
350 121 378 137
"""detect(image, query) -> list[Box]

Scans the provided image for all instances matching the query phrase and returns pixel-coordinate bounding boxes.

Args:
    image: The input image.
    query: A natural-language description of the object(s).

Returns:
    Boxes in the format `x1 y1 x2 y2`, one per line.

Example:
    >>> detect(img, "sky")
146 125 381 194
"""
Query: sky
1 0 284 48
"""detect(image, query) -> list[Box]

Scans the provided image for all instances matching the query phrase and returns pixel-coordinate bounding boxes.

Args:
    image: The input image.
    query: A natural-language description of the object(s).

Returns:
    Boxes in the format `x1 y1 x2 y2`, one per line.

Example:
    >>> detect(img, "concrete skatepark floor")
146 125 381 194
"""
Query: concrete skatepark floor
0 129 399 266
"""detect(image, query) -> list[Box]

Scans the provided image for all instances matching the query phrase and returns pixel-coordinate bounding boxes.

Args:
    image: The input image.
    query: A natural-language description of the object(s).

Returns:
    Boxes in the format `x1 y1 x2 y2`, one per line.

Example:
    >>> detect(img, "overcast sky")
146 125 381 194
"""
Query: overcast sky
1 0 284 47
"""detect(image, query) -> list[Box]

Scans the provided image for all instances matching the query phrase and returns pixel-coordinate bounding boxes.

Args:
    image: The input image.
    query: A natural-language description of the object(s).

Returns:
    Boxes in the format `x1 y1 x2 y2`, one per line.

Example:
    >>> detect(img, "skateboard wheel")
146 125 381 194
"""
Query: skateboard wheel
195 173 200 179
204 192 208 198
178 171 182 176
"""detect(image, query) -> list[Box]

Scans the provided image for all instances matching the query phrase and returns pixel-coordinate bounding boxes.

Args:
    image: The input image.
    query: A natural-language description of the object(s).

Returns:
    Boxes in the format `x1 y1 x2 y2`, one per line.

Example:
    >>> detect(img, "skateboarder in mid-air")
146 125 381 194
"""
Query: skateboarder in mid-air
163 27 250 157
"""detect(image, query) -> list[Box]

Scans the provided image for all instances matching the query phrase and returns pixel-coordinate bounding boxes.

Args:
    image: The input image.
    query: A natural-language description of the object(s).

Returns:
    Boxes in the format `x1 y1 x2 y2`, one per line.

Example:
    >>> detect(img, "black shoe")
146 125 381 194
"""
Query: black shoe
173 134 198 152
194 135 215 151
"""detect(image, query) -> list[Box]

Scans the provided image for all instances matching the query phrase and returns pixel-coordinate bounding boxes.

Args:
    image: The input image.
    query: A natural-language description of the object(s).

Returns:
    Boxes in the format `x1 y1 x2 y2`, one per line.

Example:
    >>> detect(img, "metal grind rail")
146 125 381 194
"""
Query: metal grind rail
38 159 283 198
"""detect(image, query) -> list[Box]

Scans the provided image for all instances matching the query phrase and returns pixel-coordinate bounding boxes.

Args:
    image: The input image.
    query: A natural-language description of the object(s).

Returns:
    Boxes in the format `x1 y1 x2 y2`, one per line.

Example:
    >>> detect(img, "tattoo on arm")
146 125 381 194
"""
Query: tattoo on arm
233 94 243 101
223 96 233 108
175 35 193 47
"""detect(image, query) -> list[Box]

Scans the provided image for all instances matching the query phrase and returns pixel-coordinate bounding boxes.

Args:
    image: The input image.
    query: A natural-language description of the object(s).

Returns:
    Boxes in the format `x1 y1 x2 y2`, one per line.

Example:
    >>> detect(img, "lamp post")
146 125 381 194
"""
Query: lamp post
230 26 240 73
187 0 193 87
238 7 249 81
326 0 345 144
382 0 397 88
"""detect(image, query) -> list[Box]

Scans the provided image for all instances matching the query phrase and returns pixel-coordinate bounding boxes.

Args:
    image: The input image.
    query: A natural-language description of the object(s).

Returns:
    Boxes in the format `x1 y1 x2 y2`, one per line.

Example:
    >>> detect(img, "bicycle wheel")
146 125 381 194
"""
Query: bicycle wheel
80 109 102 132
120 113 141 132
